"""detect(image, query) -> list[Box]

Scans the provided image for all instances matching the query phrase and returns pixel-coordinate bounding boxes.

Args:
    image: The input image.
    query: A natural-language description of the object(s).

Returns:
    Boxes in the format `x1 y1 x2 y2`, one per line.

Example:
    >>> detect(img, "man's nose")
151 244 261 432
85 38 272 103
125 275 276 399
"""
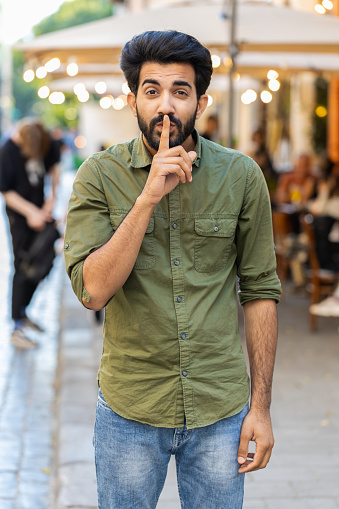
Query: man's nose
157 93 175 116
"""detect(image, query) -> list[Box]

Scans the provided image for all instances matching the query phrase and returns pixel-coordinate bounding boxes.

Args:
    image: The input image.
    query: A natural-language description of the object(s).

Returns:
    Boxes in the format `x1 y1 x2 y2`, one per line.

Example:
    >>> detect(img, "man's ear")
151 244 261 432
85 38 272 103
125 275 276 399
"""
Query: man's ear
196 94 209 120
127 92 137 117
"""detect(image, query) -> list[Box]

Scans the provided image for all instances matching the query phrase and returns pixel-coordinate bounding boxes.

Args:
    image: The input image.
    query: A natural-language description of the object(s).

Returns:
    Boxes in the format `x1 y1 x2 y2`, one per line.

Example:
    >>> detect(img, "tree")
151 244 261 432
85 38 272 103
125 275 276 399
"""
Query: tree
33 0 113 37
12 0 115 126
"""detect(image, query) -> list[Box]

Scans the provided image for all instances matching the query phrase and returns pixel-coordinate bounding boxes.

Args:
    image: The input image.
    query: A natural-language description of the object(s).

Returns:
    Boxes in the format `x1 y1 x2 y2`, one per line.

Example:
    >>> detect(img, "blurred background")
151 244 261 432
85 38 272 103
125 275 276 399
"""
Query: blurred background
0 1 339 508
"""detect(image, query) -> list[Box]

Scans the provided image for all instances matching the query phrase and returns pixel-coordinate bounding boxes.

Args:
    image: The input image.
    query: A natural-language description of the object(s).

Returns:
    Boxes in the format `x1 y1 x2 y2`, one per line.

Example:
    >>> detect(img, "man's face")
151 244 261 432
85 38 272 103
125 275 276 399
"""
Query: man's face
127 62 208 154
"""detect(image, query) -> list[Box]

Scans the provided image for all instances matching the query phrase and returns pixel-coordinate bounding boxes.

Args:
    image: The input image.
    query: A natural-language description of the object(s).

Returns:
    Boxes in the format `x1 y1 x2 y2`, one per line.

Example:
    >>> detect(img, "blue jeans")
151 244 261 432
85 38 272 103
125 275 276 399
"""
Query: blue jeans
94 388 249 509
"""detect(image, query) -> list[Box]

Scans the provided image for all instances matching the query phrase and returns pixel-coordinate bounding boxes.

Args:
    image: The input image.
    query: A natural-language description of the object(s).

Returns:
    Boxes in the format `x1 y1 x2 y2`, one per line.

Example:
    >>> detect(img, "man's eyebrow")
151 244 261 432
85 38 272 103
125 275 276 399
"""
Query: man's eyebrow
141 78 193 90
173 80 192 90
141 78 160 87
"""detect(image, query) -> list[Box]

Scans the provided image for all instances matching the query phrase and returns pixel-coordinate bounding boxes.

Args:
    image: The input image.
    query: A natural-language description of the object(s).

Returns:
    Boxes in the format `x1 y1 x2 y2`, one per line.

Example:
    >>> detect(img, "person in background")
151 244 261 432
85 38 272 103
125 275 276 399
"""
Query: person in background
201 113 219 142
250 127 278 198
308 159 339 271
275 153 317 210
0 119 60 349
64 30 281 509
308 160 339 317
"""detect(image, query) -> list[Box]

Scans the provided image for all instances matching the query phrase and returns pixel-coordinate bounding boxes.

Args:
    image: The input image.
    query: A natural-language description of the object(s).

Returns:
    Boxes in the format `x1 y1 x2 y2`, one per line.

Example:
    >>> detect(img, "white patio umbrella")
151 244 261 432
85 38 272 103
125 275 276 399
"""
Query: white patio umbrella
15 1 339 145
15 3 339 67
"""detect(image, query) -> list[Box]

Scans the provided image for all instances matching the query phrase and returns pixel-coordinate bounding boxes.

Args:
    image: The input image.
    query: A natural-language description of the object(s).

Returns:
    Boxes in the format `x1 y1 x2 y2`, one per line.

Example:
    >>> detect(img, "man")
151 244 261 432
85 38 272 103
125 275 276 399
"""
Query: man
0 119 60 349
64 30 281 508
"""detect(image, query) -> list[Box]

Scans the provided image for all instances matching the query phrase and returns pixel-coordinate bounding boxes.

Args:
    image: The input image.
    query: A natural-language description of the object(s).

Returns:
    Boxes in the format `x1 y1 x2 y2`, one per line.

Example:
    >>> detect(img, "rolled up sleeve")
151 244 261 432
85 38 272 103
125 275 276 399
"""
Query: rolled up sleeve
64 160 113 305
236 161 281 305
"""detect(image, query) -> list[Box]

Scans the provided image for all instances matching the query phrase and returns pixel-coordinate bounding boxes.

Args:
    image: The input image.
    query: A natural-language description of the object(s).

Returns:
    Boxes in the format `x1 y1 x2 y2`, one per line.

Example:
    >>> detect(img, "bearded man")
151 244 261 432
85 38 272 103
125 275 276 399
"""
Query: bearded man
64 30 281 509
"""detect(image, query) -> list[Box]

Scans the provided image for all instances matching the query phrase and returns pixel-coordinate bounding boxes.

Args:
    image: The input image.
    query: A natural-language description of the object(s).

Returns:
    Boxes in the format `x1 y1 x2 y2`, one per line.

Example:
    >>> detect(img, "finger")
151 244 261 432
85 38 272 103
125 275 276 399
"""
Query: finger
159 156 193 182
188 150 197 163
237 432 251 467
158 114 170 153
238 447 270 473
164 145 194 170
161 164 188 184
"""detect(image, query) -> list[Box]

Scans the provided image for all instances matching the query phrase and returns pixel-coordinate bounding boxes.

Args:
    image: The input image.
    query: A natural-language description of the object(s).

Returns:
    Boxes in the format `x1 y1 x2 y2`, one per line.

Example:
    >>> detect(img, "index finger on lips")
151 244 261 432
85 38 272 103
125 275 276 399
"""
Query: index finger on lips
158 114 170 153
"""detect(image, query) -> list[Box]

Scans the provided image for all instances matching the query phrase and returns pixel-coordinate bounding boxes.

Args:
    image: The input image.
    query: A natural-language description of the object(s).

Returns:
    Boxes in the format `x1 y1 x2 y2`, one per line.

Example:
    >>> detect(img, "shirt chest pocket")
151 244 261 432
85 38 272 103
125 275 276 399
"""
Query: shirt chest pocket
109 213 155 270
194 218 237 273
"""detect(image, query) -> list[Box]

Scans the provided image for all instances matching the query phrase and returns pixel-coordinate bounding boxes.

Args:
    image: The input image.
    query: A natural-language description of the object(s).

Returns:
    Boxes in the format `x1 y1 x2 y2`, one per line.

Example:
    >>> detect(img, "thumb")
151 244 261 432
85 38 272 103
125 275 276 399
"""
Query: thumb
188 150 197 163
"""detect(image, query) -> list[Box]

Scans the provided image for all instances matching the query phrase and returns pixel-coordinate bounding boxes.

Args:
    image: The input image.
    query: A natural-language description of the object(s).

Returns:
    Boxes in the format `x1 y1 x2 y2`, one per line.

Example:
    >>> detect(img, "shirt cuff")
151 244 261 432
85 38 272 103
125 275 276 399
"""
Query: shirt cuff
238 272 282 306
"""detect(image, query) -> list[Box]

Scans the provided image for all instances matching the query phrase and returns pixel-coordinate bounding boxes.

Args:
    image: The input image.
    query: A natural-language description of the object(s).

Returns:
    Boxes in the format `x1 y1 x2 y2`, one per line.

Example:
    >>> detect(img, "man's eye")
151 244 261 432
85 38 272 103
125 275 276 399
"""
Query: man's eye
146 90 157 95
176 90 188 96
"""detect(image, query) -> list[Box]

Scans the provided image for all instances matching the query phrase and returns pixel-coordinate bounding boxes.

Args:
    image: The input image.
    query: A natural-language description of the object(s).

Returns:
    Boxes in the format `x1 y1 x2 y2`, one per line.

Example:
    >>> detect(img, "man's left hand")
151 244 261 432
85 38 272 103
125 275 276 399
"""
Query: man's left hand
237 408 274 473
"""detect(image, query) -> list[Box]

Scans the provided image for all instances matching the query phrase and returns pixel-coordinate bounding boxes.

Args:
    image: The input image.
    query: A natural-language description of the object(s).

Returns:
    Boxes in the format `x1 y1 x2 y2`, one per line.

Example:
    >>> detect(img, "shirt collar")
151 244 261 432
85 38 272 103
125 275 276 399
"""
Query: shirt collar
131 129 202 169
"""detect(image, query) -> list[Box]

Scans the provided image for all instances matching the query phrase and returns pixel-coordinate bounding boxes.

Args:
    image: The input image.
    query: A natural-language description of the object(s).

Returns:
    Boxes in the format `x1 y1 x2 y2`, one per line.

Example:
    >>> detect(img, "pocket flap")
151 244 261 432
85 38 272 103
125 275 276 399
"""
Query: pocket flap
194 218 236 237
110 214 154 234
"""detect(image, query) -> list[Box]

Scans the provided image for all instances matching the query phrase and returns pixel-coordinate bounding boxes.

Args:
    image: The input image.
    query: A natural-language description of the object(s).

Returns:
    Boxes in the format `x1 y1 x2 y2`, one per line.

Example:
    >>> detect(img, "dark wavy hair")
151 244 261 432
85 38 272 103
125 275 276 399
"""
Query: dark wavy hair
120 30 213 98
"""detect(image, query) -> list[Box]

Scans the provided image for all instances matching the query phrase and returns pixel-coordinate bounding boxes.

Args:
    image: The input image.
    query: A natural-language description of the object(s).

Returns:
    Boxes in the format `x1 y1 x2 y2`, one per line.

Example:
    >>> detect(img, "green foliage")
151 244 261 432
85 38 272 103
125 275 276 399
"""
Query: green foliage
12 50 38 119
31 94 79 129
311 77 328 154
33 0 113 36
12 0 115 127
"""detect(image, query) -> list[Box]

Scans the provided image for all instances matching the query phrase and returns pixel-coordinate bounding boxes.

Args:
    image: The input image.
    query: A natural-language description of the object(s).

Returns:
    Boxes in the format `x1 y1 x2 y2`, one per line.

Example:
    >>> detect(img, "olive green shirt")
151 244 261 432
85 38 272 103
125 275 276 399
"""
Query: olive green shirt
64 131 281 430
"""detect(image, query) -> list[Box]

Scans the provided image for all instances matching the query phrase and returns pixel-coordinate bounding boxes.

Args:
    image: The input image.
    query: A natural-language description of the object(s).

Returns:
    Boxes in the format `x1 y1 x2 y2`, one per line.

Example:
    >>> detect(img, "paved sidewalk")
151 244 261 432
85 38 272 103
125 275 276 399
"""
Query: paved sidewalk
0 203 64 509
55 274 339 509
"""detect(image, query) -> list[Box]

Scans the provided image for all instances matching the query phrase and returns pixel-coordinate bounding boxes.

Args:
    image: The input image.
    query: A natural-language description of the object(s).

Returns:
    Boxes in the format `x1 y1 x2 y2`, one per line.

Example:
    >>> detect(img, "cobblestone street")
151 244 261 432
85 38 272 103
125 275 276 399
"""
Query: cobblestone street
0 192 339 508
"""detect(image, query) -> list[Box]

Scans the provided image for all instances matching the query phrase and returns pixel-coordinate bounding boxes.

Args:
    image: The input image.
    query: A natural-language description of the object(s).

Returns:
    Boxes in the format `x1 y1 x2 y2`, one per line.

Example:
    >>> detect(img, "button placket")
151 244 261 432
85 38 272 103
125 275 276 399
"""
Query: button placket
168 186 193 424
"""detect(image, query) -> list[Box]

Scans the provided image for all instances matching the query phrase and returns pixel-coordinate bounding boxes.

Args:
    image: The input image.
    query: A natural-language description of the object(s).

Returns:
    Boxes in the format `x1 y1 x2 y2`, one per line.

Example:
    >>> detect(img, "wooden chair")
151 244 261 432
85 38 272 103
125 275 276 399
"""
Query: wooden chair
301 214 339 331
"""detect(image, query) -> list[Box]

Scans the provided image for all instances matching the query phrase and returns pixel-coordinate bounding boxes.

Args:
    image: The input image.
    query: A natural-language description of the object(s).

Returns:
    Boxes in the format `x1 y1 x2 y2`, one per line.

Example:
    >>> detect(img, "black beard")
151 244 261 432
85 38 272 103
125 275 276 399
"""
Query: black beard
136 106 198 152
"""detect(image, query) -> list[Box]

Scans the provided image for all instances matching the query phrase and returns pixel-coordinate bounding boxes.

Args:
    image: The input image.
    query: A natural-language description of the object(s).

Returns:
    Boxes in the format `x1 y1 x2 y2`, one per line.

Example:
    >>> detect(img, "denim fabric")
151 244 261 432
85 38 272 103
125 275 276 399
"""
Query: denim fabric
94 388 249 509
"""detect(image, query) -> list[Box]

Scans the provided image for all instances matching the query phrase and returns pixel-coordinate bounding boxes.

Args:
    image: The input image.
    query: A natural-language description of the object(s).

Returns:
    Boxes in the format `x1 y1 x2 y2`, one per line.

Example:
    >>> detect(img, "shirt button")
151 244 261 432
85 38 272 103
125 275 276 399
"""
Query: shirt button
214 226 219 232
172 223 177 229
64 243 69 249
174 259 180 266
181 333 186 340
177 297 182 303
182 371 188 377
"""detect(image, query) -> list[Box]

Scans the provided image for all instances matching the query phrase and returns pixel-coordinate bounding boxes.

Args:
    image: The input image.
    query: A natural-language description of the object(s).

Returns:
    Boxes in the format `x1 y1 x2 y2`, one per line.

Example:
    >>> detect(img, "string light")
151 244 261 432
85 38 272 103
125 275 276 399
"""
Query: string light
74 83 86 95
99 96 113 109
23 69 35 82
315 4 326 13
49 91 65 104
45 58 61 72
268 80 280 92
315 105 328 117
95 82 107 94
38 86 50 99
267 70 279 80
67 63 79 77
122 82 131 95
211 55 221 68
260 91 272 103
77 90 90 103
322 0 333 9
112 97 125 110
36 67 47 79
241 89 257 105
74 135 87 149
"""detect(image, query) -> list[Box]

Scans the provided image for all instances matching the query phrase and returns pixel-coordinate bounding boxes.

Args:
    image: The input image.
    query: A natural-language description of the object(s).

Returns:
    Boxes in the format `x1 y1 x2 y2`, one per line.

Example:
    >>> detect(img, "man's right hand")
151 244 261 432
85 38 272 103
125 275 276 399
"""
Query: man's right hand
141 115 196 207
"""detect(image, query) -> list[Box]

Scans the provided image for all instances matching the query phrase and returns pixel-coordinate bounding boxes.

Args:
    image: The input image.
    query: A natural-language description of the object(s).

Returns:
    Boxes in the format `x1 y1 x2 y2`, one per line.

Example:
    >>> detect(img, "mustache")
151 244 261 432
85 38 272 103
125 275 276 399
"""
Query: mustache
149 114 182 130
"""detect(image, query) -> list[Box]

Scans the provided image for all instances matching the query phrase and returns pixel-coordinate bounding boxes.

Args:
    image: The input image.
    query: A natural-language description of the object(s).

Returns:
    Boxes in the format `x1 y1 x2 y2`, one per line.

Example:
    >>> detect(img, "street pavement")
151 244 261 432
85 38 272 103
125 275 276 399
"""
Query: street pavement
1 193 339 509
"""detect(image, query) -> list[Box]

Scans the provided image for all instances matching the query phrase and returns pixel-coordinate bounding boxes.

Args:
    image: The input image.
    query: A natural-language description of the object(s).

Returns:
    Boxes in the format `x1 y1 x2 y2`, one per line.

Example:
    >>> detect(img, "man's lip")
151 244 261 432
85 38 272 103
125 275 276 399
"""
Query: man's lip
156 122 176 129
